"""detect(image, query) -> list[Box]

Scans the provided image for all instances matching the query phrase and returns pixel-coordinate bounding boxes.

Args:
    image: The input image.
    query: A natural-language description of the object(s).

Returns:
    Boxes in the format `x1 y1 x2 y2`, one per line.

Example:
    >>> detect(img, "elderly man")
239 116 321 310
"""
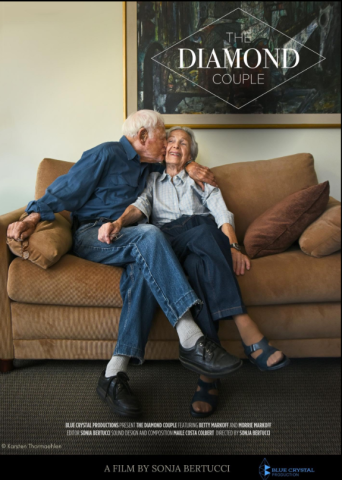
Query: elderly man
7 110 242 417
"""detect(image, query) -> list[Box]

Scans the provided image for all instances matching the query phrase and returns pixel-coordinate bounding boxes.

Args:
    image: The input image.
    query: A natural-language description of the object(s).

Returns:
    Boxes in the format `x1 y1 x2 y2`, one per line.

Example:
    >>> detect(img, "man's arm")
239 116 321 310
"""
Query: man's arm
26 146 109 219
7 146 109 241
7 212 41 241
151 160 217 191
185 161 218 191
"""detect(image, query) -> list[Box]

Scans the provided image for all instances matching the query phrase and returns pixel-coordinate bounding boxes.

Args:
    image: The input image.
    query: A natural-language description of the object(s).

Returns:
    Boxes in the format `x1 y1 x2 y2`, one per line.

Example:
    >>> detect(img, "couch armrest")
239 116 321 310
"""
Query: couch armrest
327 196 341 208
0 206 27 359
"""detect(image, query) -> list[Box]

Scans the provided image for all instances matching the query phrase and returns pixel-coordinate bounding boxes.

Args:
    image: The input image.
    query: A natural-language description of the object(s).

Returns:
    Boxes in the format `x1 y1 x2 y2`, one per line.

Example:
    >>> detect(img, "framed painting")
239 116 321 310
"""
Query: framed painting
124 1 341 128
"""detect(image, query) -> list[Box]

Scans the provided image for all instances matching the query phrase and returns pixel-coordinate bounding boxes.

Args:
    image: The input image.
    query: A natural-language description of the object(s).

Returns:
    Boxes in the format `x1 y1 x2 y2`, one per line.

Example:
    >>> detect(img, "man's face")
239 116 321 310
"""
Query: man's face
144 126 167 162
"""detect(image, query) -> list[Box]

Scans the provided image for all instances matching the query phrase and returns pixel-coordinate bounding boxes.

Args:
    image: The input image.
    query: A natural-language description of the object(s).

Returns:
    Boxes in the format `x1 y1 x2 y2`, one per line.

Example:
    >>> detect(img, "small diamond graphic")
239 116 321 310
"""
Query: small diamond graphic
151 7 325 110
259 458 271 480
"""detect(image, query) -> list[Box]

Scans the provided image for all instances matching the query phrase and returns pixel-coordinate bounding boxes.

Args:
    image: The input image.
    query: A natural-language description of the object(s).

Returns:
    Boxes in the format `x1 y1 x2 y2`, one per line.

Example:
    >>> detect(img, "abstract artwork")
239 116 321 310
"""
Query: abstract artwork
125 1 341 127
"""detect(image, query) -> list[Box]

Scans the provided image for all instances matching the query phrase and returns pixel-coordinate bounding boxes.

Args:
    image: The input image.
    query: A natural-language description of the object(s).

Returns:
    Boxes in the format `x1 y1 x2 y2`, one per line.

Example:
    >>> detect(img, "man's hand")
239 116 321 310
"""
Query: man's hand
185 162 218 191
7 213 41 241
98 221 122 245
231 250 251 276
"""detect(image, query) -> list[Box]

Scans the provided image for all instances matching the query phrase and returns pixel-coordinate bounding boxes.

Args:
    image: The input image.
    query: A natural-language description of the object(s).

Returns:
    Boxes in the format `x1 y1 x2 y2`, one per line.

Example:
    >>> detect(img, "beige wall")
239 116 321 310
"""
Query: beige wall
0 1 340 216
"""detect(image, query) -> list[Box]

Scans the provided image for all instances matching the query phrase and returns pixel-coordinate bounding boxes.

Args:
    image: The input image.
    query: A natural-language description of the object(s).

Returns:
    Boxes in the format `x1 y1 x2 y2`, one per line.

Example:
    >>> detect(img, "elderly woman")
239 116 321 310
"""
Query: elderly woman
109 126 289 417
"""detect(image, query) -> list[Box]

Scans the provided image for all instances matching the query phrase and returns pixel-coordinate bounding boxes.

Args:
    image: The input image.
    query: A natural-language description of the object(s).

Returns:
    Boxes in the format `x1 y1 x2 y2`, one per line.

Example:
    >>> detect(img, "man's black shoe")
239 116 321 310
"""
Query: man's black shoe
179 336 243 377
96 370 142 417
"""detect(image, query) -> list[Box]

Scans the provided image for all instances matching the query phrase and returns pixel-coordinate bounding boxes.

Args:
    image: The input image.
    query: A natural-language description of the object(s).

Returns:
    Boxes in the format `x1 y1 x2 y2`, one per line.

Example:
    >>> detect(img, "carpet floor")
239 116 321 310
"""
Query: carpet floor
0 358 340 456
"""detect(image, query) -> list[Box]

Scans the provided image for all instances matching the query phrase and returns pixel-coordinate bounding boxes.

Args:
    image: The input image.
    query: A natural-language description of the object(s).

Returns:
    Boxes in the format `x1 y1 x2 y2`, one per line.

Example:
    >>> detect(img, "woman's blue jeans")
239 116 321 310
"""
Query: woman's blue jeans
161 216 247 345
72 218 200 364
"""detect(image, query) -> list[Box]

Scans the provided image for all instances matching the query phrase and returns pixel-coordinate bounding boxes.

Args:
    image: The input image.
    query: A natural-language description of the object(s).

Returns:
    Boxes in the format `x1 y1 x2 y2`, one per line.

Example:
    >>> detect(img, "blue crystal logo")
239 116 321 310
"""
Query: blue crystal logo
259 458 271 480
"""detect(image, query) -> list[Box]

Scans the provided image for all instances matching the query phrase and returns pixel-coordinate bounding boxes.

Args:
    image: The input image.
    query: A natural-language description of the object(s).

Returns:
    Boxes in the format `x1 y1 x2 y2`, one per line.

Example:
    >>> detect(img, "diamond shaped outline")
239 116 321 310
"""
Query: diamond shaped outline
151 7 326 110
259 458 271 480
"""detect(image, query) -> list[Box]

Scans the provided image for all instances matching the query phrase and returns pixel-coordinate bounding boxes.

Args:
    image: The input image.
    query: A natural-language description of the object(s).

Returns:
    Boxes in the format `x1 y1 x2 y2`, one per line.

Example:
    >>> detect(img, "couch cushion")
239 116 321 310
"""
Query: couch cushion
7 248 341 307
12 338 341 360
7 212 72 269
237 246 341 306
11 302 341 341
299 197 341 258
35 154 319 244
212 153 318 243
8 254 123 307
244 181 330 258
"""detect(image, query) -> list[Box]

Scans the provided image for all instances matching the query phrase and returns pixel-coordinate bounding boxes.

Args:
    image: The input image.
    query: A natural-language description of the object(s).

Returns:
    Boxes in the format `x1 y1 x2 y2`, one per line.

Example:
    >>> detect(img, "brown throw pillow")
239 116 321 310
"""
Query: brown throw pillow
244 181 330 259
7 212 72 269
299 199 341 258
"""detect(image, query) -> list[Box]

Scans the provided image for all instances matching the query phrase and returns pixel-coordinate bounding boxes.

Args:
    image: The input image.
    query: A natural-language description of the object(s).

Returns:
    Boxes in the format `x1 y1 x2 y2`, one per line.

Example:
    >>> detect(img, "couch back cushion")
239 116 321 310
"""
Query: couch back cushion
36 154 319 240
35 158 75 222
211 153 318 243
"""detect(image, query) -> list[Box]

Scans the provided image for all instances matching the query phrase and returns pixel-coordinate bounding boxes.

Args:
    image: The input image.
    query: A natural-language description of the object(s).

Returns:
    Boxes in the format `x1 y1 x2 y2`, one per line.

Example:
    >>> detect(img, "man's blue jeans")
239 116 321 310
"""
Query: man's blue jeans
72 218 200 364
161 216 247 345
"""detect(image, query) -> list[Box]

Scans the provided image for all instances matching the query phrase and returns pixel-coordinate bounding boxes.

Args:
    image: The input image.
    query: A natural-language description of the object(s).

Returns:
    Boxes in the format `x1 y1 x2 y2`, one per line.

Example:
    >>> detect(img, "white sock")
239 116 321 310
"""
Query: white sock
176 309 203 348
105 355 130 378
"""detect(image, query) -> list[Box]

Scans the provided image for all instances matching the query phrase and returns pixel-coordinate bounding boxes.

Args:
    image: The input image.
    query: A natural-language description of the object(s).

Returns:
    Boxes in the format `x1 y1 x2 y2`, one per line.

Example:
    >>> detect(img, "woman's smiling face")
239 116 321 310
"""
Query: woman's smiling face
166 129 192 168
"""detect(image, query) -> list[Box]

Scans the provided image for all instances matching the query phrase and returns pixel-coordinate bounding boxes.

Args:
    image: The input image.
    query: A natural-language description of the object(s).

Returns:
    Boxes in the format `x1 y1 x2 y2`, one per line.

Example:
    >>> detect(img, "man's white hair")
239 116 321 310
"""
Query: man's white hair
122 110 164 137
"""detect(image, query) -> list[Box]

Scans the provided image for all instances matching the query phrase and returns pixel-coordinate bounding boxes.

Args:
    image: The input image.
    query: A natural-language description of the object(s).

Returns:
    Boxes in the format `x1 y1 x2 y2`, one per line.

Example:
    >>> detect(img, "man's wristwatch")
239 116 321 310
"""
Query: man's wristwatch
184 160 194 168
230 243 241 252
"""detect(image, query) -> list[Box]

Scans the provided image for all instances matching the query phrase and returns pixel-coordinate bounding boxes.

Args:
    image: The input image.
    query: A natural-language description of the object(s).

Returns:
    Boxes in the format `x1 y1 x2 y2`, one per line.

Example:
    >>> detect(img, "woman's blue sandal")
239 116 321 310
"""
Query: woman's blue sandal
242 336 290 371
190 378 221 418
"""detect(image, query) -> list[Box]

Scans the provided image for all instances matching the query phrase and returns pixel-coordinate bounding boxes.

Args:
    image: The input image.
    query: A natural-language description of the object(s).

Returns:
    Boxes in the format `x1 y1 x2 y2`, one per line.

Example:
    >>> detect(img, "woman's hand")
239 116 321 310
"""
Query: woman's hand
185 162 218 191
98 221 122 244
220 223 250 275
231 249 251 276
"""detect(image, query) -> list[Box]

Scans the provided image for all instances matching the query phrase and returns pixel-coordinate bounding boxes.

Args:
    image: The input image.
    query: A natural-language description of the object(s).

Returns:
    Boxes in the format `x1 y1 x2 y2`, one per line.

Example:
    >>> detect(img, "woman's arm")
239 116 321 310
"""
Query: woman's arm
116 205 145 229
221 223 251 276
200 185 250 276
98 174 155 244
221 222 238 245
98 205 145 244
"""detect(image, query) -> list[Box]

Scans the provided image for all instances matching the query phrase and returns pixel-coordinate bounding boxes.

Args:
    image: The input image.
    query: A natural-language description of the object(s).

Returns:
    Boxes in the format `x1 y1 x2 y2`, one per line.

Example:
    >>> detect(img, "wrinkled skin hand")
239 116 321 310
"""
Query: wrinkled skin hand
7 220 37 242
98 221 122 245
185 162 218 191
231 250 251 276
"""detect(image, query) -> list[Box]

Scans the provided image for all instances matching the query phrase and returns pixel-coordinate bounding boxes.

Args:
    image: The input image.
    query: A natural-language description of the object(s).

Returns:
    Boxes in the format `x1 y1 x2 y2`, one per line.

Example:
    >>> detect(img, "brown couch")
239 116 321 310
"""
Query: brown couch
1 153 341 373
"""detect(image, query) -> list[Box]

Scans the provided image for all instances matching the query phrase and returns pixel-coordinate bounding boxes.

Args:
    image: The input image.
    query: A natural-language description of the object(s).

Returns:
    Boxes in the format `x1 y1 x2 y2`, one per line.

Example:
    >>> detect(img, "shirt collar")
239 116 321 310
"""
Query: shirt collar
120 136 139 162
159 168 187 183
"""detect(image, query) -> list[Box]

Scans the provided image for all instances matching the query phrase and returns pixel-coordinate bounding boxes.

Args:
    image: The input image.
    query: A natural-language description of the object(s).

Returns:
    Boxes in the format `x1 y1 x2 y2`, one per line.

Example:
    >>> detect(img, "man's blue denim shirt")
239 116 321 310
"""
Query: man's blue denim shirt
26 136 164 223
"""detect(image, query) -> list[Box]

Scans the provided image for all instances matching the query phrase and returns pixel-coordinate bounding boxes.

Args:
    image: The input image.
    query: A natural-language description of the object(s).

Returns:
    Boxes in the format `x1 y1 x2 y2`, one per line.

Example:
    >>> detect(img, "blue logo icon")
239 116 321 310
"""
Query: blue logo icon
259 458 271 480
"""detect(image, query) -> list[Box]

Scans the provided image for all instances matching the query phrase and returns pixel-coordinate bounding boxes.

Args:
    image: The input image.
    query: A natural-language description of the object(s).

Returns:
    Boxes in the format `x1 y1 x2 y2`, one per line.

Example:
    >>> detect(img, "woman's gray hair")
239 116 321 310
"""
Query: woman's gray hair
166 126 198 161
122 110 164 137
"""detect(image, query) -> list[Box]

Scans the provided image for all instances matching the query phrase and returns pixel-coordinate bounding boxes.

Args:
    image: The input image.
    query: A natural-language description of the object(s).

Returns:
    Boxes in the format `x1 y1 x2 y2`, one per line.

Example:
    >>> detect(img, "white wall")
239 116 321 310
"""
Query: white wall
195 128 341 200
0 2 340 216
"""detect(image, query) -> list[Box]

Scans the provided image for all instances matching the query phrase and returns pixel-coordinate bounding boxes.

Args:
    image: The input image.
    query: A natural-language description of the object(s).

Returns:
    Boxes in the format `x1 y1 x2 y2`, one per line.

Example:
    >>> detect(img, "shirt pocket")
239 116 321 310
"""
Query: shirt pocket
110 173 140 187
96 174 139 204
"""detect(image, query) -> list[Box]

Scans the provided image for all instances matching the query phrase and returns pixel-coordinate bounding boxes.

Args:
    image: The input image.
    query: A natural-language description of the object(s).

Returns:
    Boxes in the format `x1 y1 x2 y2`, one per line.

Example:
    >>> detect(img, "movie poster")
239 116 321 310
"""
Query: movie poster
126 0 341 127
136 1 341 115
0 1 340 476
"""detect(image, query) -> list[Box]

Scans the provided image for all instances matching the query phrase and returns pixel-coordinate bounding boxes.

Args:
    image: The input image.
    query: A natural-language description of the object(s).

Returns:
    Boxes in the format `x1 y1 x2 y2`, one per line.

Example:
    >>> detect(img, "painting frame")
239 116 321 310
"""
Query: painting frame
124 1 341 129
